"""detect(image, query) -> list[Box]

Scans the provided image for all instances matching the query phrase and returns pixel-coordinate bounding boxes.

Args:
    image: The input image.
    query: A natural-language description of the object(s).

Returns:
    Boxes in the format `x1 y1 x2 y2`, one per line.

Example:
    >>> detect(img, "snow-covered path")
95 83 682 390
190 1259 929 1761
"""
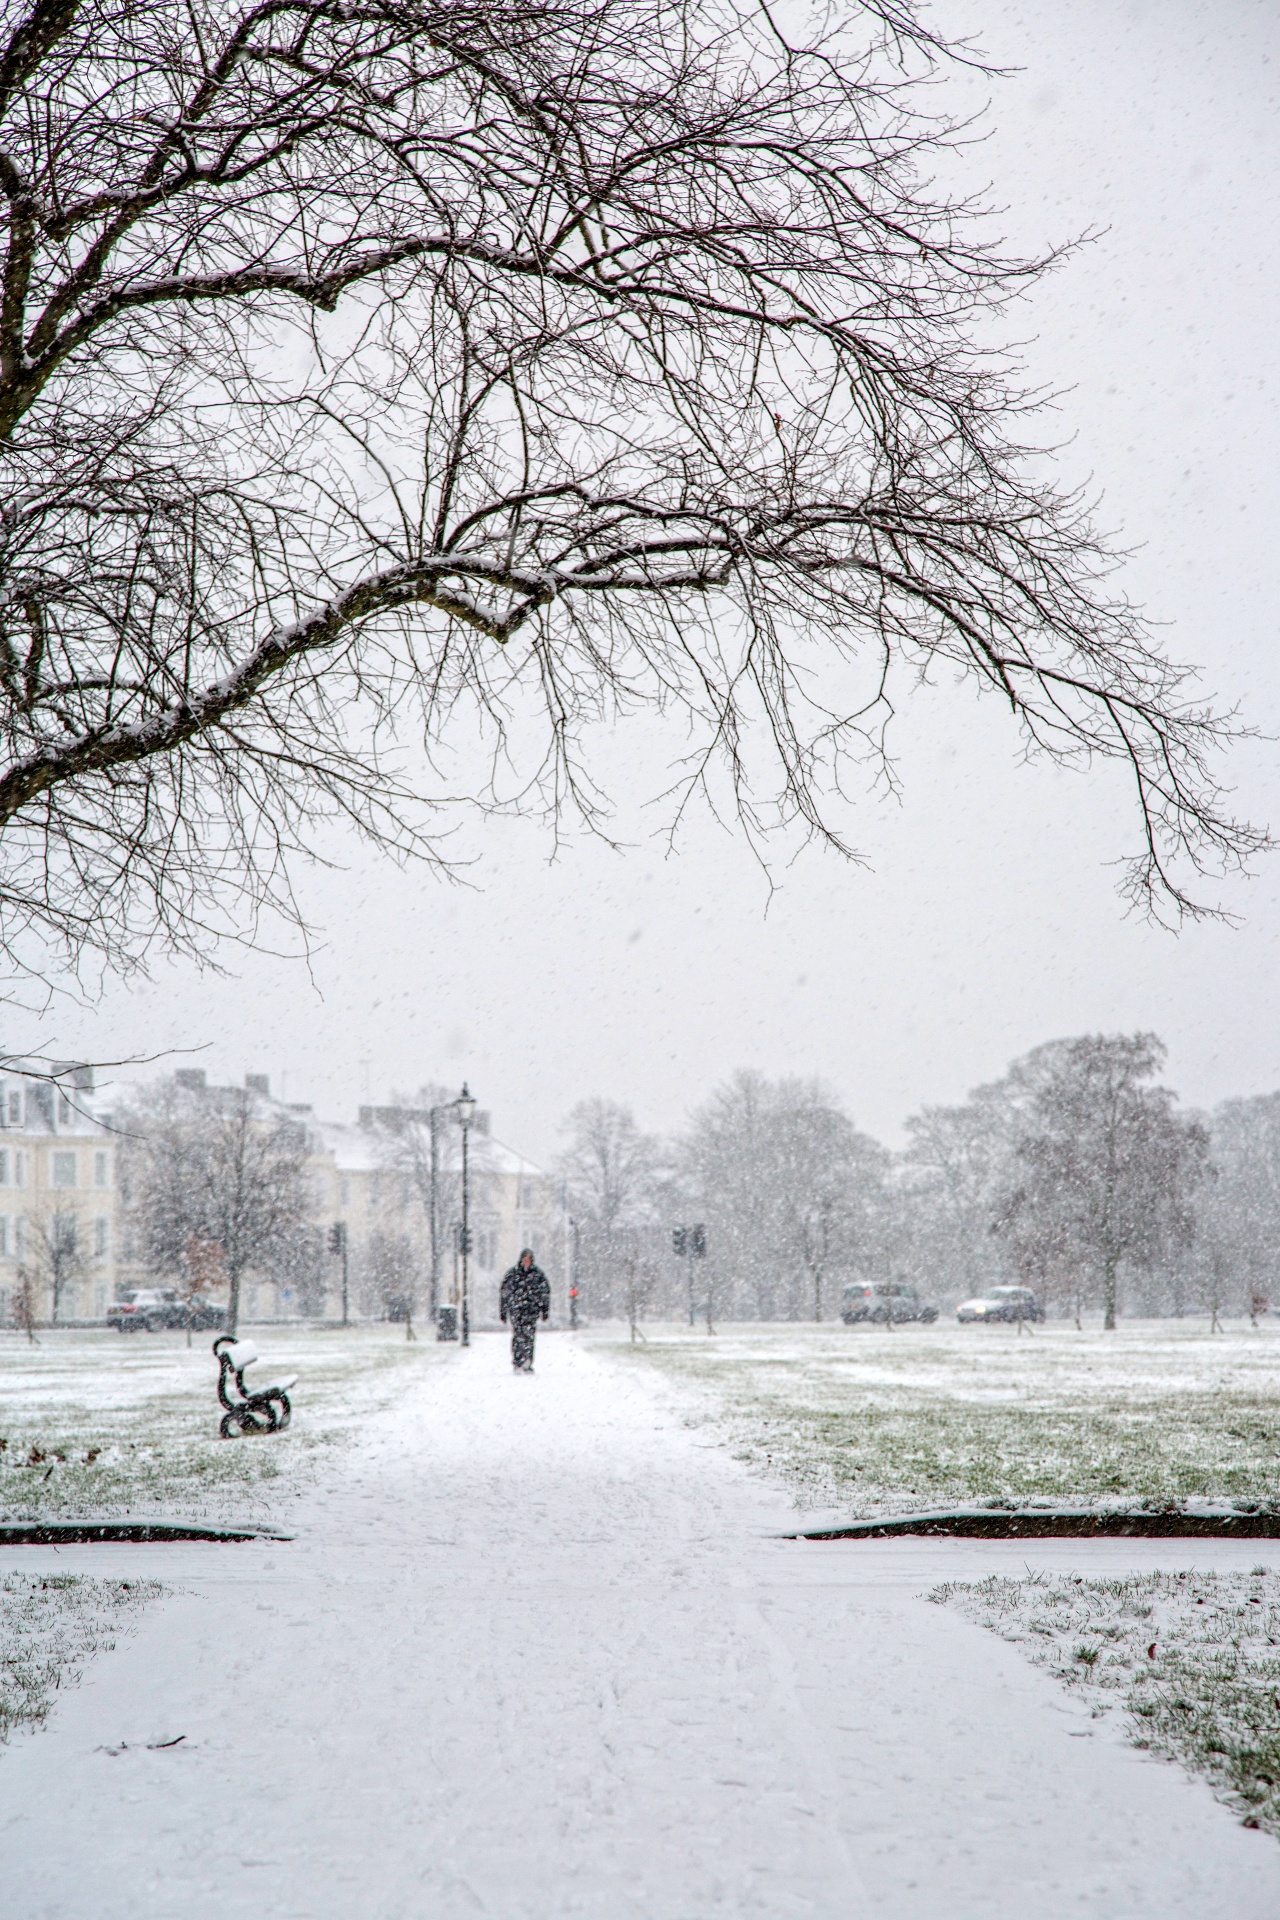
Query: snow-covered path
4 1332 1280 1917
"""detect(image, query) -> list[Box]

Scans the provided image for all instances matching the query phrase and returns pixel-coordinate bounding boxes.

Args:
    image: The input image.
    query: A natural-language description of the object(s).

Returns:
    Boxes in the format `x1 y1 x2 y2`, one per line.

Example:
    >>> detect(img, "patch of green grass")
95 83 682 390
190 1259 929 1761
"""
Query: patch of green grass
933 1569 1280 1837
0 1573 161 1740
0 1326 443 1523
620 1324 1280 1515
709 1394 1280 1511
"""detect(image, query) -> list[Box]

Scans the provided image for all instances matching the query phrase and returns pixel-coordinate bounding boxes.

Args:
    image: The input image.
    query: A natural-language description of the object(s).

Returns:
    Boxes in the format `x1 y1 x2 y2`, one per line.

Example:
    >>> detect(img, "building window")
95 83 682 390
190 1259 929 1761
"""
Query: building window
57 1093 73 1128
52 1151 76 1188
7 1089 20 1126
13 1151 24 1189
94 1216 109 1258
94 1152 109 1188
0 1216 8 1257
14 1216 24 1257
0 1150 8 1187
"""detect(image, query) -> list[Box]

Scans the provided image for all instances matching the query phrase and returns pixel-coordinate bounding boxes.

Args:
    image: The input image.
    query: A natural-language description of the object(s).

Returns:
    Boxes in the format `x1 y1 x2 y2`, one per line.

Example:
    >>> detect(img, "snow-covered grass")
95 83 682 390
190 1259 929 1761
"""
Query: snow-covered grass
617 1319 1280 1516
933 1568 1280 1837
0 1324 445 1525
0 1572 160 1741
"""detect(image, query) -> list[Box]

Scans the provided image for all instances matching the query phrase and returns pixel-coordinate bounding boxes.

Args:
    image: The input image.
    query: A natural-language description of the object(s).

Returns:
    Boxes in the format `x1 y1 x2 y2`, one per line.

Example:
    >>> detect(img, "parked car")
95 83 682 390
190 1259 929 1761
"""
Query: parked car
956 1285 1045 1324
107 1288 227 1333
841 1281 938 1325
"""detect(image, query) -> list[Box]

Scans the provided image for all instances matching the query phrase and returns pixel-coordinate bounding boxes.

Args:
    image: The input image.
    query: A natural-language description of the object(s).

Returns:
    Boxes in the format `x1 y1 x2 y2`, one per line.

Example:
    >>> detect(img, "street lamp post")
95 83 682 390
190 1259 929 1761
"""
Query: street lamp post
428 1105 443 1321
454 1084 477 1347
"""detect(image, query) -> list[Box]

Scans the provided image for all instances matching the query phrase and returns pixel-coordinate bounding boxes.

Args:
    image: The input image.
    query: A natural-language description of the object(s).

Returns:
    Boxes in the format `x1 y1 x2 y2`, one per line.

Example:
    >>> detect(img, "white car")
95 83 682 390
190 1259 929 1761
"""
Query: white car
956 1286 1044 1324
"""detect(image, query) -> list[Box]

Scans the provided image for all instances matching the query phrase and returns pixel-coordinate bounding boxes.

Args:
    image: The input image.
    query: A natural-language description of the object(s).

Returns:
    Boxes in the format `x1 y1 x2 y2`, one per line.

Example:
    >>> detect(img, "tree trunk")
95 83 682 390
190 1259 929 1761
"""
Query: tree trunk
1103 1254 1118 1331
227 1266 242 1337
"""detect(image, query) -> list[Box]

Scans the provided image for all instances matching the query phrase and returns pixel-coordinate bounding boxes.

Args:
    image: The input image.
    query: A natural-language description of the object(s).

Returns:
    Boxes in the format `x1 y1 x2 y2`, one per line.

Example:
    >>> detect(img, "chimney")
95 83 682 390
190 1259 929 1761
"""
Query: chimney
245 1074 270 1097
175 1069 207 1091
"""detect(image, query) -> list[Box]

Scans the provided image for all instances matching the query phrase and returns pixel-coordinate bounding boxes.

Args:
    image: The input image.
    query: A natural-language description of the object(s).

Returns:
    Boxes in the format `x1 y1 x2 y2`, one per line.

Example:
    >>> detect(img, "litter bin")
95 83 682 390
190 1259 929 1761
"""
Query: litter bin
436 1305 459 1342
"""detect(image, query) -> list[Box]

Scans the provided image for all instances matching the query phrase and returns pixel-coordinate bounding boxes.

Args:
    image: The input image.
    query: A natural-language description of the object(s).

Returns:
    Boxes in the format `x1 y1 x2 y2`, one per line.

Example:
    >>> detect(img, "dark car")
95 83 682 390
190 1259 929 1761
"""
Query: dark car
841 1281 938 1325
956 1285 1045 1324
107 1288 227 1333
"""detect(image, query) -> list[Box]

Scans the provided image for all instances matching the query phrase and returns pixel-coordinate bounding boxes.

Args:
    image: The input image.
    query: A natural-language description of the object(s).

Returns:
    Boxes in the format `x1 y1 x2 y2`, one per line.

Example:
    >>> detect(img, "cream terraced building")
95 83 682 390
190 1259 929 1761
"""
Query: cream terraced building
0 1064 122 1325
0 1065 564 1328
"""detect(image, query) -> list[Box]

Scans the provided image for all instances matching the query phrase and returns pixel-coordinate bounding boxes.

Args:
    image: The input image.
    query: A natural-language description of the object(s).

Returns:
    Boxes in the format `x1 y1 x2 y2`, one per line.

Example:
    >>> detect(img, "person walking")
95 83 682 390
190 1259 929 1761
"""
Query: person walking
500 1248 551 1372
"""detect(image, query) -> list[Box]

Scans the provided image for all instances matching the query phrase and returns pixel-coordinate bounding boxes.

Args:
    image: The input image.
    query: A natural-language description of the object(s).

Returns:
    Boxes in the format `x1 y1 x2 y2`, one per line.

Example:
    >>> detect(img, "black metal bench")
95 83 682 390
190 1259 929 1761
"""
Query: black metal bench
212 1336 296 1438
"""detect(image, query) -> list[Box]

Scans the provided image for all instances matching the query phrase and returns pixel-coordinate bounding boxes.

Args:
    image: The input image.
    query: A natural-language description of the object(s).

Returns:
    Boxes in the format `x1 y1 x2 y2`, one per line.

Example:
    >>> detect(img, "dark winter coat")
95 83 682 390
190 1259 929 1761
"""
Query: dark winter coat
500 1262 550 1325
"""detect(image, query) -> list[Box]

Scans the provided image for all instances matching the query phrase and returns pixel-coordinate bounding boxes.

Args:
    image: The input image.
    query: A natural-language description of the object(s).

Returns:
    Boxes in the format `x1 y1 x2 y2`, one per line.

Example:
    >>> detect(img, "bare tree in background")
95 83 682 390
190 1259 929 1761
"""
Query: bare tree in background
558 1099 660 1314
0 0 1261 985
20 1204 90 1323
559 1099 659 1235
682 1071 886 1320
121 1078 313 1332
898 1091 1018 1302
994 1035 1207 1331
1196 1095 1280 1323
11 1268 38 1340
781 1104 888 1321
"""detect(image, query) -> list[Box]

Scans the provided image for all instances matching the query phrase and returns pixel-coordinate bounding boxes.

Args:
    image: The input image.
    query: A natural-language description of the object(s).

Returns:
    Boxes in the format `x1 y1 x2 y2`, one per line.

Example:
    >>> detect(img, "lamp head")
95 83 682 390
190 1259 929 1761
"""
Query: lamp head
455 1083 477 1126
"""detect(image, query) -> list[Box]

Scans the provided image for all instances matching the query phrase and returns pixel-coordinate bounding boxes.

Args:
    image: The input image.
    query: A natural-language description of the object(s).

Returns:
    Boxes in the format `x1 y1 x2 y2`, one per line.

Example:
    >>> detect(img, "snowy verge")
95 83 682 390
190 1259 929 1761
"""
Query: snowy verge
0 1572 160 1741
934 1567 1280 1838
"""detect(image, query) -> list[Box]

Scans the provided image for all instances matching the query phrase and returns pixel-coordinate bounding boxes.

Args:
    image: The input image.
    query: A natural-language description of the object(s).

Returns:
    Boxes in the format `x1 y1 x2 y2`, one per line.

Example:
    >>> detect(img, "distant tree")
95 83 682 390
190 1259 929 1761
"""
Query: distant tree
121 1079 314 1333
681 1072 887 1320
11 1269 38 1341
558 1100 661 1315
1198 1095 1280 1319
560 1100 660 1237
899 1090 1018 1303
20 1206 92 1324
994 1035 1207 1330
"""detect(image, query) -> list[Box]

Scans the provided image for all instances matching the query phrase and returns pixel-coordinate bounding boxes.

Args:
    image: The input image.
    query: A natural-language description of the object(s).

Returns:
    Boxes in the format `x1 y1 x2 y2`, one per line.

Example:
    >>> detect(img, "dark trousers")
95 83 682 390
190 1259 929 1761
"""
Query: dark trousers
510 1317 538 1370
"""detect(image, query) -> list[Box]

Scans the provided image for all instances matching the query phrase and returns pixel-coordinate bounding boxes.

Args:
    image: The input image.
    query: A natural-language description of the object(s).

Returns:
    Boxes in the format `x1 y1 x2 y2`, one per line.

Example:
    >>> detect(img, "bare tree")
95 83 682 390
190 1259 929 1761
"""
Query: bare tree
558 1099 660 1315
898 1091 1017 1303
559 1099 659 1234
121 1077 314 1332
20 1204 92 1323
0 0 1260 982
780 1104 888 1321
994 1035 1207 1330
1195 1095 1280 1322
681 1071 885 1320
10 1267 38 1340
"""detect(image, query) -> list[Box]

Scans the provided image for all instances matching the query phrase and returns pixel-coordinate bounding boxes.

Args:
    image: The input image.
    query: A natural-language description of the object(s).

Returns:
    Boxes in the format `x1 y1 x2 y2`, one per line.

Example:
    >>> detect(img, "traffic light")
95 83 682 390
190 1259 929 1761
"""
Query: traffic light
673 1227 688 1256
328 1222 347 1254
691 1225 706 1258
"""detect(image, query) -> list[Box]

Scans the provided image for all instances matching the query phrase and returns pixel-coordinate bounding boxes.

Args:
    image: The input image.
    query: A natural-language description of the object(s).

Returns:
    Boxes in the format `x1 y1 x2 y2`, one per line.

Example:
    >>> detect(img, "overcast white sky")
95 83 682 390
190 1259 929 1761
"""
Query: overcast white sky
24 0 1280 1163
